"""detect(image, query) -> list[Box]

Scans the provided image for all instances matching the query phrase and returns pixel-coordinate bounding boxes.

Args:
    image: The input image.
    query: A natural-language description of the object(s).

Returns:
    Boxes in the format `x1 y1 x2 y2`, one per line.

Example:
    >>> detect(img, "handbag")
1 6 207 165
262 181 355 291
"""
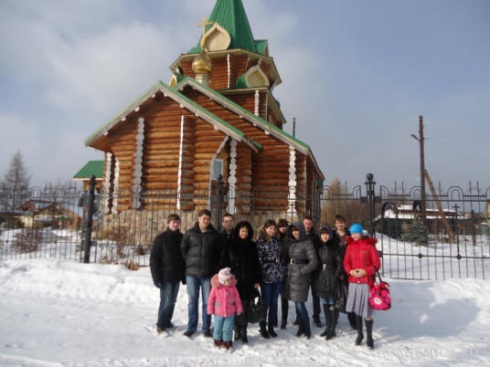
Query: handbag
369 272 391 311
246 288 264 324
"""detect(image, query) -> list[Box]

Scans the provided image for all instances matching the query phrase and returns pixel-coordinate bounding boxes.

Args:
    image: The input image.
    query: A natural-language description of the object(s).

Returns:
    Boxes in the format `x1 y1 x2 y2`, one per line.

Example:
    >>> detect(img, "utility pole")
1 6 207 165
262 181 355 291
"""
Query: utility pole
411 116 427 225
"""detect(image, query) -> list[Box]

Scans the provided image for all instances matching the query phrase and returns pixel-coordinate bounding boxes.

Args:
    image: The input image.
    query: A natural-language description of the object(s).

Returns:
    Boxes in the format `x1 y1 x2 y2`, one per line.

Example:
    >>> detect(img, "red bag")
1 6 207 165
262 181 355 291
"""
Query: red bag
369 273 391 311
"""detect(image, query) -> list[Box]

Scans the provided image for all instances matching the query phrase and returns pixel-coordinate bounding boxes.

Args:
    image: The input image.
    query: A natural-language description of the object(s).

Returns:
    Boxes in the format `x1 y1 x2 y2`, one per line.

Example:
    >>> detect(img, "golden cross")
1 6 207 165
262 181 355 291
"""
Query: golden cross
197 17 214 49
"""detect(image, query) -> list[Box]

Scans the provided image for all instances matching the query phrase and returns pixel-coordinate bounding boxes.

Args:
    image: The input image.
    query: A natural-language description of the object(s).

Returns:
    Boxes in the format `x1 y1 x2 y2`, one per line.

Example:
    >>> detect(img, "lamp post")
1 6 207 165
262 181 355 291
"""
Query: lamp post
365 173 376 236
215 175 224 230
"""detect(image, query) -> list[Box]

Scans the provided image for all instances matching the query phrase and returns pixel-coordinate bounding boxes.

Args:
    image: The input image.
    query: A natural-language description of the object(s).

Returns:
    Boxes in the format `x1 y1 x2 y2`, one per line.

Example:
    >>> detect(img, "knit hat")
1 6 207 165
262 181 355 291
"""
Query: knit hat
349 223 364 235
218 267 232 284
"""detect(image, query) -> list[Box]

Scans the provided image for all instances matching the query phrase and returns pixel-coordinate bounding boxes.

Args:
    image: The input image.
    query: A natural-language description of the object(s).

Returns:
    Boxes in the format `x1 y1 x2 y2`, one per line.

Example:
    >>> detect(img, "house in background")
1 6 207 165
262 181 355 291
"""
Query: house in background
84 0 324 223
17 200 81 229
73 160 104 191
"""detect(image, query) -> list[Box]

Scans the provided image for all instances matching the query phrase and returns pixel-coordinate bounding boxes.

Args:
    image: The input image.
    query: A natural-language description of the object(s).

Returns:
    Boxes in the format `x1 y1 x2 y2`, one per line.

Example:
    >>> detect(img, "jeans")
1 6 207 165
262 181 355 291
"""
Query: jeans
260 282 283 327
295 301 309 322
185 275 211 333
213 315 235 342
157 282 180 328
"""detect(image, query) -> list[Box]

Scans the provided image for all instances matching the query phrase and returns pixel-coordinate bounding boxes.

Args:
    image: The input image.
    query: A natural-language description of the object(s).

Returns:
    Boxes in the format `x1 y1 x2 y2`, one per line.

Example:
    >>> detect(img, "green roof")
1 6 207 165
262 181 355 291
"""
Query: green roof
73 160 104 179
190 0 259 54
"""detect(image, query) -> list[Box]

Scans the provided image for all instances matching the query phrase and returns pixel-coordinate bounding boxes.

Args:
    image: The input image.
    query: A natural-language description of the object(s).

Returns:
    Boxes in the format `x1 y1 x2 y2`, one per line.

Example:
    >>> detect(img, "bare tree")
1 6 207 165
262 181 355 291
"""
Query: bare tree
0 151 31 212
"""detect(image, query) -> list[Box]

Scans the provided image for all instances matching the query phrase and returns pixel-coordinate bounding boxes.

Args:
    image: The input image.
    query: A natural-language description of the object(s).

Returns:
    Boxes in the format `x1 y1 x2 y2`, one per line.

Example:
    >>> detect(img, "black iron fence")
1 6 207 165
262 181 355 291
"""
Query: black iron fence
1 175 489 280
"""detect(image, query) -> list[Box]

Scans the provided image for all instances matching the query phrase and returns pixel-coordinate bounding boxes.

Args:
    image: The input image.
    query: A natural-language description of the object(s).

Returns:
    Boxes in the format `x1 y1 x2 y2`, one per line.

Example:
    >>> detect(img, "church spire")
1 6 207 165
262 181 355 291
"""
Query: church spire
191 0 257 53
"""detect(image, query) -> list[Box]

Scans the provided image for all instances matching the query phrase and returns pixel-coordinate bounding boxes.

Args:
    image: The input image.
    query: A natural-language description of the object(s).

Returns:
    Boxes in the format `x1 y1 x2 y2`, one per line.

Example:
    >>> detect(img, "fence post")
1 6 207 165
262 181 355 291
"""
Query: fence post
365 173 376 236
83 175 96 264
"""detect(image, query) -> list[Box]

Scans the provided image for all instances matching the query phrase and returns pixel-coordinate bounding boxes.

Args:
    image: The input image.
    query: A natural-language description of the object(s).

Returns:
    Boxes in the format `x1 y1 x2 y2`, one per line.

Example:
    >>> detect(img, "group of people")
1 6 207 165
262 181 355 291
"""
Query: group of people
150 210 381 351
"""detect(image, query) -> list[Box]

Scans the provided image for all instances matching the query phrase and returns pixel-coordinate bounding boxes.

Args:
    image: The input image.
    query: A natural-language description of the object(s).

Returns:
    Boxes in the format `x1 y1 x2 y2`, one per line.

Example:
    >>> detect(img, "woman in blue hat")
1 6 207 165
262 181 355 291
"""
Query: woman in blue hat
343 223 380 349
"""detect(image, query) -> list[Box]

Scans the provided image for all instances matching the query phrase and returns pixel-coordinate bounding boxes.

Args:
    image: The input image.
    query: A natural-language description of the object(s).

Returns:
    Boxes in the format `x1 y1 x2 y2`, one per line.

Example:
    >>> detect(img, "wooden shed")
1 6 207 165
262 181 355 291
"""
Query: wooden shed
85 0 324 222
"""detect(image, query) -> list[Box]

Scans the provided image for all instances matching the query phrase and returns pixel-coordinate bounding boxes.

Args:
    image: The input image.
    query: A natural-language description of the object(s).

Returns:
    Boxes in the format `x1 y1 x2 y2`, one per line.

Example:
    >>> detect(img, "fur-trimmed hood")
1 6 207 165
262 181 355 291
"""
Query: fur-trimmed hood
211 272 238 289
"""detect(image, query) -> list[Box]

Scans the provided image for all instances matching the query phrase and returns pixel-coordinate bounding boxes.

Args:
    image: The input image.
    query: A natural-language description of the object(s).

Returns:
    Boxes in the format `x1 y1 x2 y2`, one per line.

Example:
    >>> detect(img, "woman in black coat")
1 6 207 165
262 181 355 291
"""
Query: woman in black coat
315 226 343 340
224 221 261 343
286 221 318 339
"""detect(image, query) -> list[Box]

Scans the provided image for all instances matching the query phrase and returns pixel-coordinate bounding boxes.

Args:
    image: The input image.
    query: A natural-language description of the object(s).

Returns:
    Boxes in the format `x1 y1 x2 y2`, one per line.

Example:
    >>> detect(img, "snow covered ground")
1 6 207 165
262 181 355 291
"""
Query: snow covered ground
1 259 489 367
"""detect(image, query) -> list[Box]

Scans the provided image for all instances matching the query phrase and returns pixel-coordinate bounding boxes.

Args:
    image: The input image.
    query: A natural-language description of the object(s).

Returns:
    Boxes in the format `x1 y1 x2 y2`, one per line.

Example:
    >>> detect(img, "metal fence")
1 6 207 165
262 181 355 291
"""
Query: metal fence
1 175 489 280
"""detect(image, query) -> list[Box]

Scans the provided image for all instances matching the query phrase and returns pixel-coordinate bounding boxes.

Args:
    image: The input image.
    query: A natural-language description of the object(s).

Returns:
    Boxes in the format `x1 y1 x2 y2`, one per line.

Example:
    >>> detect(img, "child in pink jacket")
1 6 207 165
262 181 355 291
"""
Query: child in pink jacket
207 267 243 350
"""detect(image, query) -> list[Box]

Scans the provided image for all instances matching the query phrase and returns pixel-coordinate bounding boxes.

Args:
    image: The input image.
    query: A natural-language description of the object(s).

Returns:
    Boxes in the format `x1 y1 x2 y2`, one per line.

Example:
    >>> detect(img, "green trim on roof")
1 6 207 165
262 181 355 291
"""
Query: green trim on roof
73 160 104 179
175 77 310 152
85 79 262 153
190 0 260 54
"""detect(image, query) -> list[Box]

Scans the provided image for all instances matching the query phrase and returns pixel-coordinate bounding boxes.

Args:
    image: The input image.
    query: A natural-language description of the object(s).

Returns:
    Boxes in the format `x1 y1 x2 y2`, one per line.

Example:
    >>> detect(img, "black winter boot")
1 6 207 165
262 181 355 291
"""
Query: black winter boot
320 304 330 337
259 322 270 339
281 298 289 329
303 317 312 339
348 312 357 330
234 324 242 341
347 312 357 330
355 315 364 346
268 324 278 338
296 318 305 337
327 307 339 340
365 319 374 349
241 326 248 344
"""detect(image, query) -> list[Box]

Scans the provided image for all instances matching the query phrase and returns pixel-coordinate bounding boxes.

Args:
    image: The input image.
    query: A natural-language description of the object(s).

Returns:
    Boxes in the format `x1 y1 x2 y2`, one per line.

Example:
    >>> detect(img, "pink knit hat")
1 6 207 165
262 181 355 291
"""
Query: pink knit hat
218 267 232 284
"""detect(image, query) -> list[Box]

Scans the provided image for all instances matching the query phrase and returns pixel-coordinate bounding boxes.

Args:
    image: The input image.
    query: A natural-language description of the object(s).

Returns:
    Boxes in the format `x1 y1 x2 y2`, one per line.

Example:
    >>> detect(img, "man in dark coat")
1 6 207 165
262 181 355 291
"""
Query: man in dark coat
150 213 185 334
181 209 222 337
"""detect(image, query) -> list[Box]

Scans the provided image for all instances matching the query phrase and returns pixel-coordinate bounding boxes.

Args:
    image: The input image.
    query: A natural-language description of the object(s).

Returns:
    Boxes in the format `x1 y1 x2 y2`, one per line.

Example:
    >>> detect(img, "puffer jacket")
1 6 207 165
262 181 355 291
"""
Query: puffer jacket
286 221 318 302
207 274 243 317
343 236 380 286
181 222 222 278
314 227 343 299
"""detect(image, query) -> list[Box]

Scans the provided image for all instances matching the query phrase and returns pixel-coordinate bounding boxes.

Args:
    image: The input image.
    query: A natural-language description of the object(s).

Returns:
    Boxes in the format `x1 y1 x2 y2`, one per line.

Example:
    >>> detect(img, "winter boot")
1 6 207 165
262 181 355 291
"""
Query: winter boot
213 339 223 347
348 312 357 330
234 324 242 341
365 319 374 349
280 298 289 329
327 307 339 340
355 315 364 346
320 304 331 337
241 326 248 344
223 341 233 350
303 317 312 339
259 322 270 339
268 324 278 338
295 318 305 337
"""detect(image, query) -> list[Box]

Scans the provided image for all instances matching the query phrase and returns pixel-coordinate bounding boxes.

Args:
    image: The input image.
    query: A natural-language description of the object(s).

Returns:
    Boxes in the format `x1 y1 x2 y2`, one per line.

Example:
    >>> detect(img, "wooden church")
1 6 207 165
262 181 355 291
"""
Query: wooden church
85 0 324 223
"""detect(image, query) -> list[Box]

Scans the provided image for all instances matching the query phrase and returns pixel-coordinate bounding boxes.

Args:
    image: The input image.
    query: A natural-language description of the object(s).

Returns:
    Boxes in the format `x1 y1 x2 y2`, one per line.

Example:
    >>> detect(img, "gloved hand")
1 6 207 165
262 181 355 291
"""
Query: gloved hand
153 280 162 288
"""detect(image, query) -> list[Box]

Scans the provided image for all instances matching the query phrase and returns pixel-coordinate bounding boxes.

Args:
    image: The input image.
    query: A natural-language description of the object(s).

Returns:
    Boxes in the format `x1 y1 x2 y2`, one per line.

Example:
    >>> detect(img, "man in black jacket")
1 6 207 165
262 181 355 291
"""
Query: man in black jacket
181 209 223 337
150 214 185 334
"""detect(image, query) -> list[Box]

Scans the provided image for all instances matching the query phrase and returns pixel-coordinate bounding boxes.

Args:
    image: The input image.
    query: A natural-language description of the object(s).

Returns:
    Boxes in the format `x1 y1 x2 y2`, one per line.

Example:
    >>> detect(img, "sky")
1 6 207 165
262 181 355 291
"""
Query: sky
1 0 489 190
0 255 489 366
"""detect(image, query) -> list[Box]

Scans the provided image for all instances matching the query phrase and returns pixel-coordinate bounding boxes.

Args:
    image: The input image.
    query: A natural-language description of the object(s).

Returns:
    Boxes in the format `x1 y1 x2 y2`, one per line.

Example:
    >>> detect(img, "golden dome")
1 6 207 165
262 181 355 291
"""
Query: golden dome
192 52 213 75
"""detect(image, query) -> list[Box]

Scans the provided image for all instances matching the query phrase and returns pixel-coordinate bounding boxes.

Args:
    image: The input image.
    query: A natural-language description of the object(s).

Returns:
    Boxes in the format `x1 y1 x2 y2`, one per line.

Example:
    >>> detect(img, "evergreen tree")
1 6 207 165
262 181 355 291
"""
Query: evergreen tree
402 213 429 246
0 151 31 212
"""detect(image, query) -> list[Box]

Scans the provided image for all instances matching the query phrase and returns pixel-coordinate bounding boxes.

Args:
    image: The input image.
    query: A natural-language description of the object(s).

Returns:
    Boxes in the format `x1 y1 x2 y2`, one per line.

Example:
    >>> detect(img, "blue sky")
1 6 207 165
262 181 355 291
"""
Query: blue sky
1 0 489 191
